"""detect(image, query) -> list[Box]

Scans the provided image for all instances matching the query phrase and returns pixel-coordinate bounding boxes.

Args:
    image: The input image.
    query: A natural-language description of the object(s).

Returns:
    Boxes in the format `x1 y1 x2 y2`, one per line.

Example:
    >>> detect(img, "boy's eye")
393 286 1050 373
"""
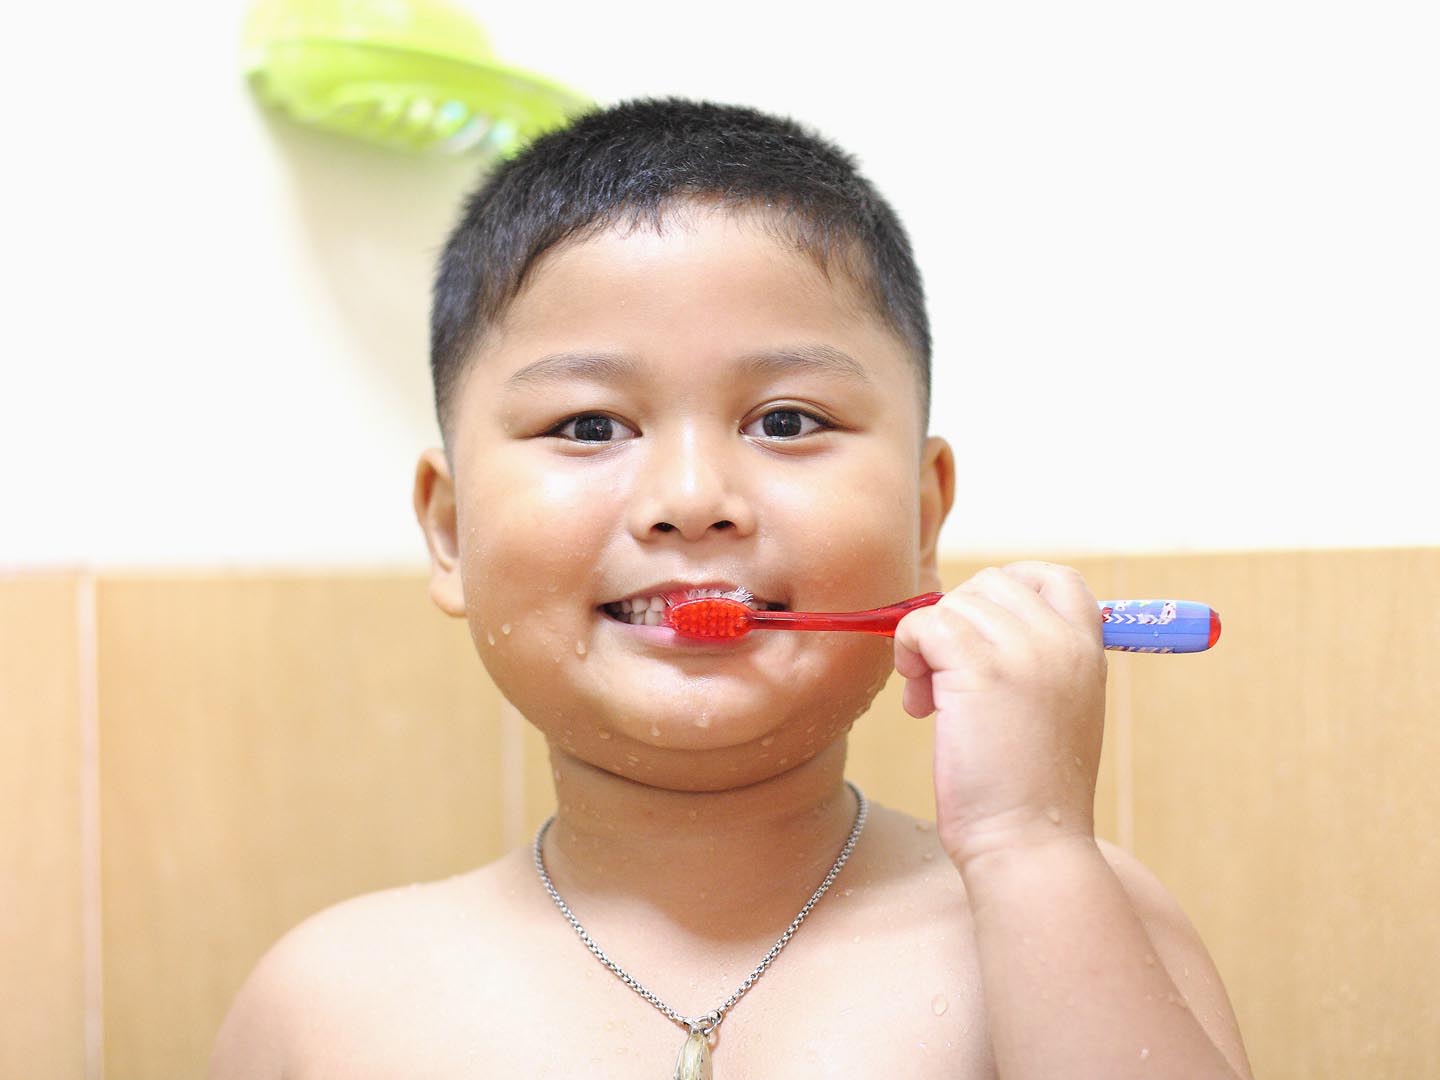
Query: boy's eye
549 414 637 442
743 408 830 439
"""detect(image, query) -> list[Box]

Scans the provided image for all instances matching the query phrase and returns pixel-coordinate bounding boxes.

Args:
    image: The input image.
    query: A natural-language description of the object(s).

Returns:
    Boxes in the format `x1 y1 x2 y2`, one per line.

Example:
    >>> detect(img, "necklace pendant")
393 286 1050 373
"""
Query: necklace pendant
672 1030 712 1080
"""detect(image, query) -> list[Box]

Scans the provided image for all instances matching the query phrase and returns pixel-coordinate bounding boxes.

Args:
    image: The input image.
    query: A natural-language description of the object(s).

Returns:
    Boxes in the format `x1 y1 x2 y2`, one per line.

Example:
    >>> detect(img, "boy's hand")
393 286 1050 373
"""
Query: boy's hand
893 562 1108 869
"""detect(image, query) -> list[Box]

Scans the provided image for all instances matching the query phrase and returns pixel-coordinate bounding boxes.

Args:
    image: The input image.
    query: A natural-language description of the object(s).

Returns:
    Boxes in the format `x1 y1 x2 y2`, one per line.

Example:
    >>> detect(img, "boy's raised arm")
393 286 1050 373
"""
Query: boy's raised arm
894 562 1253 1079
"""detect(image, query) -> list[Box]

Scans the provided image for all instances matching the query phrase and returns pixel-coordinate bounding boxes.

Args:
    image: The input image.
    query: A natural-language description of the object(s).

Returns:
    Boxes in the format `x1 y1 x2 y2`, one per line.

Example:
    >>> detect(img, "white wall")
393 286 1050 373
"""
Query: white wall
4 0 1436 570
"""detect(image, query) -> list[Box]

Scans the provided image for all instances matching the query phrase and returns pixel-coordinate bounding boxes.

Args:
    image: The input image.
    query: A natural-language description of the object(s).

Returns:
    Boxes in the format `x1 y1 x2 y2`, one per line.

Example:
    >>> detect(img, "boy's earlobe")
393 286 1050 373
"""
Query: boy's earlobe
916 436 956 593
413 448 466 617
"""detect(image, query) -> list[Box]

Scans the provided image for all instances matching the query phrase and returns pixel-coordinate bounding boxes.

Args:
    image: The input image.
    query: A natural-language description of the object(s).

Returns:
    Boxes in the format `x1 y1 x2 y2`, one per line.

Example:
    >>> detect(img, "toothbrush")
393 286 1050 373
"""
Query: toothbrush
664 592 1221 654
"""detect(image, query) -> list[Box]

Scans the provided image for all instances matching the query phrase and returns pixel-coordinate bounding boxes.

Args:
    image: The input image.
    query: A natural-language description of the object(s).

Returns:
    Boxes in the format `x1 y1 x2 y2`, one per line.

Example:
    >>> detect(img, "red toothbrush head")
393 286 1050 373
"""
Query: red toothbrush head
665 596 754 639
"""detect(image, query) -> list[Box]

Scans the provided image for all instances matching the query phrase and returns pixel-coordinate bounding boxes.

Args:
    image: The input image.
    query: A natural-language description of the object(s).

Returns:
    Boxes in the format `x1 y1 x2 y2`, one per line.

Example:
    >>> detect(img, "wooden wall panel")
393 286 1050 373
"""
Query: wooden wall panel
1120 549 1440 1080
0 573 88 1080
95 575 507 1080
6 552 1435 1079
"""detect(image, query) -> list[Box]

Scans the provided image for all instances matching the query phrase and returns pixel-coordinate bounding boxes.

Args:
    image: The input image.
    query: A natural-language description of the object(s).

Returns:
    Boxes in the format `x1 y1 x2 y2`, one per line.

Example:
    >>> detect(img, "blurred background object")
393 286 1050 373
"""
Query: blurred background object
243 0 590 158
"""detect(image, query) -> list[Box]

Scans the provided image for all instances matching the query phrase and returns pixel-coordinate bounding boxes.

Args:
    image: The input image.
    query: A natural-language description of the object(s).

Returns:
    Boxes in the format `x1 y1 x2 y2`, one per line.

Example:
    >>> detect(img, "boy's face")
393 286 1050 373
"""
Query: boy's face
415 205 953 790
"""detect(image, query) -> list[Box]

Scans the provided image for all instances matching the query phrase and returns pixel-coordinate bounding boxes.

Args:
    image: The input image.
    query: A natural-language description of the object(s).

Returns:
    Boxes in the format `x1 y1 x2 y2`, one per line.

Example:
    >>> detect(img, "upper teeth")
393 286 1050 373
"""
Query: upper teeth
603 589 781 625
614 596 669 614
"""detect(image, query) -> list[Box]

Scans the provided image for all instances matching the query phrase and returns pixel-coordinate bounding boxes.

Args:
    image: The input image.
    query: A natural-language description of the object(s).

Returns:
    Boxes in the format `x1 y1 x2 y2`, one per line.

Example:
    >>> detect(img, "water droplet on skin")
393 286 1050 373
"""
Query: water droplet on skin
1139 1047 1150 1060
777 757 788 765
842 888 853 897
760 735 775 746
931 994 948 1015
501 623 512 635
486 631 496 645
575 641 587 655
688 809 697 821
649 723 660 737
852 935 862 943
1144 953 1157 966
922 851 935 861
1045 806 1062 825
597 730 612 740
625 754 640 764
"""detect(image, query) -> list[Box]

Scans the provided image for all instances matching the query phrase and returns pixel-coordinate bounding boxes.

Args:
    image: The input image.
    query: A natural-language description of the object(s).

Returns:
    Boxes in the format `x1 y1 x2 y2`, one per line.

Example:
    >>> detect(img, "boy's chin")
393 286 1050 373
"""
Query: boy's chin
537 670 891 762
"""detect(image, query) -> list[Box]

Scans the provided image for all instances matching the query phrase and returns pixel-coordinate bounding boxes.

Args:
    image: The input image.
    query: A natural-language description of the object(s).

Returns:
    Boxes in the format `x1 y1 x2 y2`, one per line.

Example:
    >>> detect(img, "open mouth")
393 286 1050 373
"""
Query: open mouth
601 588 787 627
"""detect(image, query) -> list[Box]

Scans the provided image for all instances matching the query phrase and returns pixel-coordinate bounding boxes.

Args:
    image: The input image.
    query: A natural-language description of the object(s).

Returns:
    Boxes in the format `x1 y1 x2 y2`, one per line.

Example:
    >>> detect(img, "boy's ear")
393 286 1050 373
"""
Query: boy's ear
916 435 956 593
413 447 466 617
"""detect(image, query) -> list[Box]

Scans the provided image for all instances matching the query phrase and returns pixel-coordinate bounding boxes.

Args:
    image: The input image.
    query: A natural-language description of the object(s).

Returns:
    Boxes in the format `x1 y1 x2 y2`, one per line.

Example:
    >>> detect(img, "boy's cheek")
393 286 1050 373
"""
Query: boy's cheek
770 465 919 601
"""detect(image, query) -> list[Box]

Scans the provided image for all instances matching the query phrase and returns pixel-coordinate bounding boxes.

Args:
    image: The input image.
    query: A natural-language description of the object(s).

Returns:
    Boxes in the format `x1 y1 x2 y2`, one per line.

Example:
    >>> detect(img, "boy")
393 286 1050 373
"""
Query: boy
211 98 1251 1078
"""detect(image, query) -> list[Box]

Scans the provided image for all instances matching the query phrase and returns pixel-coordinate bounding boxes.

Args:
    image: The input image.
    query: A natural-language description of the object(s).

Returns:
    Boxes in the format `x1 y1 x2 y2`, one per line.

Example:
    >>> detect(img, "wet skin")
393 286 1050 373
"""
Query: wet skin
415 203 953 788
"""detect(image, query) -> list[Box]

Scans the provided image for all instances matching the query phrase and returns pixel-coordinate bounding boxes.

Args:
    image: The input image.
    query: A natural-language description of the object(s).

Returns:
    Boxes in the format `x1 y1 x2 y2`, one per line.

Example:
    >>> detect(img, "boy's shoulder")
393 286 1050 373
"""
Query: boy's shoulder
209 852 539 1078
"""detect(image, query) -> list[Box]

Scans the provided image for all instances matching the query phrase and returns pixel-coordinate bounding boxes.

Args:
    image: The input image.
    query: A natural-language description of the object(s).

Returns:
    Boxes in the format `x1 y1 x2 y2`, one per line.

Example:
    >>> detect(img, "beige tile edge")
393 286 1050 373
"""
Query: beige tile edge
77 573 103 1080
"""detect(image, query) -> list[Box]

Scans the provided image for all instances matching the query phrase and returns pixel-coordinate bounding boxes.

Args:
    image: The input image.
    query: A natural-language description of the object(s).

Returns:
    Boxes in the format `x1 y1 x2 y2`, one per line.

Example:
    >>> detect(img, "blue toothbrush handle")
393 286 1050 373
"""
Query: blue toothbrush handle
1097 600 1221 653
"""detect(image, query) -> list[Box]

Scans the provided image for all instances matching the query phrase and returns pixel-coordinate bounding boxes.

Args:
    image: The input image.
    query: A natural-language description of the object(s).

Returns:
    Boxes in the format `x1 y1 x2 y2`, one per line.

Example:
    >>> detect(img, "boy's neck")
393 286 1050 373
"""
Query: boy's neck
537 739 861 953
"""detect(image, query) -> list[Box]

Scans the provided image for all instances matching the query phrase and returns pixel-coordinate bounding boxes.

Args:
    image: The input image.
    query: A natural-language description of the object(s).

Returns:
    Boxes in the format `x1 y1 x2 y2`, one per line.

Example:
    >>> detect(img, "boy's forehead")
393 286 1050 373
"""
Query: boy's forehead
523 210 864 315
483 207 899 371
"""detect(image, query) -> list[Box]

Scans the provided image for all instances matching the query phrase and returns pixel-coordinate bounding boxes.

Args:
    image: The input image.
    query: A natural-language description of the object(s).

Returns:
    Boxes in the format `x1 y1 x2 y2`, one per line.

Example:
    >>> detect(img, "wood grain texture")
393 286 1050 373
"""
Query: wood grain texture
1119 549 1440 1079
94 574 506 1080
0 573 88 1080
6 552 1436 1079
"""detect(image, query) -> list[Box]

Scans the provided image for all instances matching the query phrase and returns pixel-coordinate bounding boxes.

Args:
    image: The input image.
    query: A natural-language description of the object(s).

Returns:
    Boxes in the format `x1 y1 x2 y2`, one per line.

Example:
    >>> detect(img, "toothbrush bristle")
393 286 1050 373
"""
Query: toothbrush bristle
665 585 754 607
666 597 753 639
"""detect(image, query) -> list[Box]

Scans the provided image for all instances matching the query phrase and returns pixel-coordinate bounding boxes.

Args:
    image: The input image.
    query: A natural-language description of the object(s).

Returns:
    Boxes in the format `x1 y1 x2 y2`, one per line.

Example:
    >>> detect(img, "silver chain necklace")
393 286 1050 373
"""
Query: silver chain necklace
532 779 867 1079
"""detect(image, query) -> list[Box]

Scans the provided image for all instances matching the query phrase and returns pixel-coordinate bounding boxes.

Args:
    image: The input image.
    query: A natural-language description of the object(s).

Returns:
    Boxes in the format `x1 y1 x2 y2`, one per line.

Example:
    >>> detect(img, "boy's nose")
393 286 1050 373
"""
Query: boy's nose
626 428 757 542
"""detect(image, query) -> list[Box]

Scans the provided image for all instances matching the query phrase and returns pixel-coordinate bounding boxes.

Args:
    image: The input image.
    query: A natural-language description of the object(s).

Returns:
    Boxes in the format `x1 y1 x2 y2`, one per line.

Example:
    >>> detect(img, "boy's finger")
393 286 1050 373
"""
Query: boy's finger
941 587 1030 650
893 635 933 679
961 566 1064 631
902 675 935 718
894 600 990 673
1000 560 1104 643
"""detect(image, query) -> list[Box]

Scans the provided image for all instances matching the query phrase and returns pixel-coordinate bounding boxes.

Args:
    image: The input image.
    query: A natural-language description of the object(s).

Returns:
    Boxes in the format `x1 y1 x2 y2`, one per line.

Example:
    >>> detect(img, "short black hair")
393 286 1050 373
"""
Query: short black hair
429 96 931 450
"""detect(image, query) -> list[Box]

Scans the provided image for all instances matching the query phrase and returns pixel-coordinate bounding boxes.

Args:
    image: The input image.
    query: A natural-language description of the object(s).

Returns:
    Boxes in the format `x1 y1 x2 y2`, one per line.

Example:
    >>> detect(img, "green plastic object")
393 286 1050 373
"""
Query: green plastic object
242 0 590 157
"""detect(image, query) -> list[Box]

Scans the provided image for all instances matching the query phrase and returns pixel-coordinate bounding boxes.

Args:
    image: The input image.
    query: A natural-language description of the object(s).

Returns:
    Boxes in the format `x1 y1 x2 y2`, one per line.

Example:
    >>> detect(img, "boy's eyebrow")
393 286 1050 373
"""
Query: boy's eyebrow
502 344 873 392
736 344 874 385
503 351 636 392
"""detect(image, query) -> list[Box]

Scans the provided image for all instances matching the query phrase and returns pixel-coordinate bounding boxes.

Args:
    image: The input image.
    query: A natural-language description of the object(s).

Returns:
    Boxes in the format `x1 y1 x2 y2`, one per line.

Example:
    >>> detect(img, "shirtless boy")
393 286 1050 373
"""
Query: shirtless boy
211 97 1252 1079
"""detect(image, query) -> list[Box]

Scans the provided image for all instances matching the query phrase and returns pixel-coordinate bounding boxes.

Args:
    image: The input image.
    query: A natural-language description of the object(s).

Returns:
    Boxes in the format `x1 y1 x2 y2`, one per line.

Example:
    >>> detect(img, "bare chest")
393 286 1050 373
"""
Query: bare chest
490 948 995 1080
292 828 992 1079
297 912 992 1079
